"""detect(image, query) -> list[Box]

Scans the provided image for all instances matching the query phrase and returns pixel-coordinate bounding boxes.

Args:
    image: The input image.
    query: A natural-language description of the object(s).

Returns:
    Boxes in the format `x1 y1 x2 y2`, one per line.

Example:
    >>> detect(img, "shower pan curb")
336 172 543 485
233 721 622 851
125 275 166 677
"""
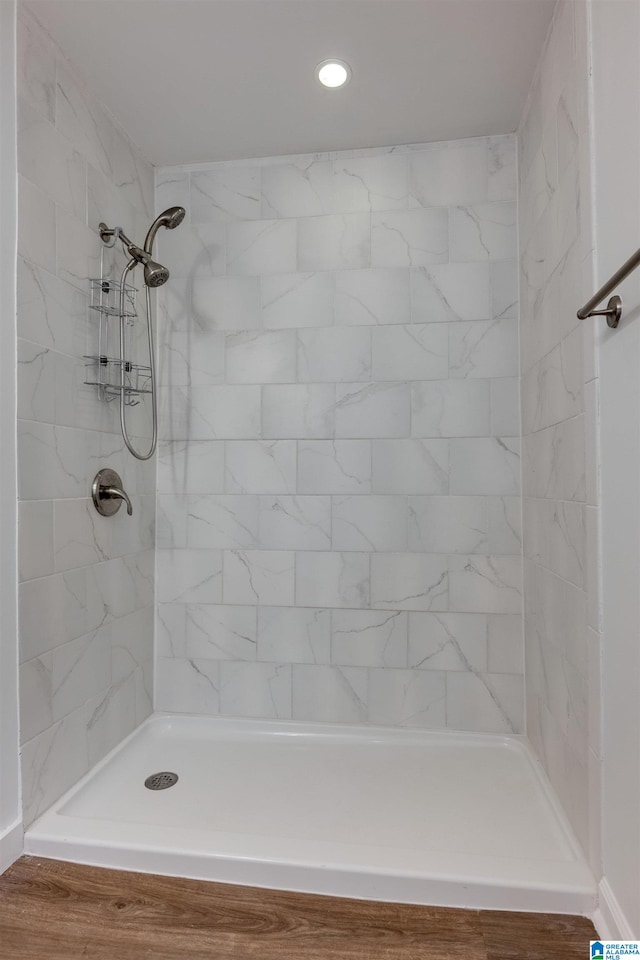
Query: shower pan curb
24 714 596 916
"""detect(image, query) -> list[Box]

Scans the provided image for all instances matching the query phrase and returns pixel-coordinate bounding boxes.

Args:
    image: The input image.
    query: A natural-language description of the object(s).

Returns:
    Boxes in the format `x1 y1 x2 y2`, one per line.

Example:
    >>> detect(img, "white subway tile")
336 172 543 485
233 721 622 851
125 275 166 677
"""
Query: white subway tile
18 339 56 424
18 175 56 274
191 275 261 331
548 500 585 588
51 625 112 721
158 440 225 495
449 318 519 379
156 548 223 603
227 219 296 275
487 614 523 674
19 99 86 220
411 263 492 323
292 664 367 723
331 610 408 668
155 658 220 714
187 495 260 549
409 140 488 206
447 672 523 733
333 154 408 212
412 380 491 438
226 330 297 384
156 170 190 220
262 272 334 329
335 382 410 438
191 168 260 223
371 554 448 611
259 495 331 550
156 603 187 658
187 385 261 439
371 208 448 267
368 669 446 727
332 495 407 551
491 378 520 437
20 654 53 743
261 159 334 218
19 500 54 582
488 136 517 201
158 223 225 278
54 59 112 178
408 496 488 554
372 324 448 381
18 422 88 500
372 439 448 495
449 556 522 613
21 708 89 824
223 549 295 606
298 440 371 495
226 440 296 494
335 268 410 326
184 604 257 660
258 607 331 664
408 612 488 672
450 438 520 495
491 260 519 319
296 552 370 609
220 661 292 719
159 330 225 387
263 384 334 439
450 202 517 262
298 213 370 271
18 12 56 122
85 675 136 767
298 327 371 382
487 496 522 553
17 259 88 356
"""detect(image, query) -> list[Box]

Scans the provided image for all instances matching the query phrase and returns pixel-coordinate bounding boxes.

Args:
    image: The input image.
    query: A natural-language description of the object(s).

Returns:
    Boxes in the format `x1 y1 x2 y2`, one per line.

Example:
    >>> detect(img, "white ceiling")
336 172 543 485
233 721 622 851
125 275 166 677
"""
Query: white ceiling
26 0 555 167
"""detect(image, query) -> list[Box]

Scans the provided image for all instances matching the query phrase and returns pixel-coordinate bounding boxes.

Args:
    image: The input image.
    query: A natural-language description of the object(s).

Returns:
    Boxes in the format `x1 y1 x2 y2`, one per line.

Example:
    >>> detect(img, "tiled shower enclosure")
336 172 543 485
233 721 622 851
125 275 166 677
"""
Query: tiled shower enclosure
154 136 523 731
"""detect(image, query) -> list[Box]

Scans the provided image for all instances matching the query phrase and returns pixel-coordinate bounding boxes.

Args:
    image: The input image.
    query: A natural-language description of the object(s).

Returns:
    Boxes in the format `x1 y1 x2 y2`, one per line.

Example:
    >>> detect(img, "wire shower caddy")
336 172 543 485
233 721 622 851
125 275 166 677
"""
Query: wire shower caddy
84 247 152 406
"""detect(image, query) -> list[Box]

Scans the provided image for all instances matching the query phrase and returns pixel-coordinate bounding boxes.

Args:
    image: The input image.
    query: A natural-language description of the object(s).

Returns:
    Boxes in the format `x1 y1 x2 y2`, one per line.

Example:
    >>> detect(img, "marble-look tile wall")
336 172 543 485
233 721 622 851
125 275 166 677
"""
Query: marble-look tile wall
518 0 601 863
155 135 524 732
17 7 156 825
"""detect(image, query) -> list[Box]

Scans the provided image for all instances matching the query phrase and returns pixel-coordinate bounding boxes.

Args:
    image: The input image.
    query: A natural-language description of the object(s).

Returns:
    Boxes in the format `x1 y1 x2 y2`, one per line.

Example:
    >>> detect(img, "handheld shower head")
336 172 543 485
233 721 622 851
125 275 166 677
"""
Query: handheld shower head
144 206 186 253
163 206 186 230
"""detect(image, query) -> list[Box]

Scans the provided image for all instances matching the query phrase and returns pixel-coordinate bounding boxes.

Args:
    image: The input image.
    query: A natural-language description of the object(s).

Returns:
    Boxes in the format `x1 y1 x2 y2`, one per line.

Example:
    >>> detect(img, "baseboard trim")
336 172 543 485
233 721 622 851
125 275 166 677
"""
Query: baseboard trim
0 819 23 874
593 878 636 939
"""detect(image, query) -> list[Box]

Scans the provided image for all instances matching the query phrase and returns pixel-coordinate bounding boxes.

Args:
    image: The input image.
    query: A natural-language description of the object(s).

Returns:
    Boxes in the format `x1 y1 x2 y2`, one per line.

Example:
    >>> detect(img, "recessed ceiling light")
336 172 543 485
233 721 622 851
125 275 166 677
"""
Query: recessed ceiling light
316 59 351 89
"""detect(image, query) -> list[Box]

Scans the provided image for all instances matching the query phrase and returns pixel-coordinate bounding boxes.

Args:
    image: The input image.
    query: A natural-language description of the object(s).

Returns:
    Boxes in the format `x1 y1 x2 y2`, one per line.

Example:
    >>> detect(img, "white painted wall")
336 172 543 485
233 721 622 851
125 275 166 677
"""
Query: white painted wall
591 0 640 939
0 0 22 871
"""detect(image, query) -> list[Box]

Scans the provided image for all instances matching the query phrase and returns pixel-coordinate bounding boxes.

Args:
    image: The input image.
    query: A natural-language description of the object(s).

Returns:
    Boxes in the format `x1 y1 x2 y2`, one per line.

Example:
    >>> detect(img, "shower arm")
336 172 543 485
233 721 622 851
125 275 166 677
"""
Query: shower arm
119 258 158 461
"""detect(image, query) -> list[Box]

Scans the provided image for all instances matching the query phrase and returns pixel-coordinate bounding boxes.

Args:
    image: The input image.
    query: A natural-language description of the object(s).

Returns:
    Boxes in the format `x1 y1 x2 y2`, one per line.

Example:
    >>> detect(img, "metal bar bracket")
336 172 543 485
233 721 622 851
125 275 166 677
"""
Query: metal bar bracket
578 246 640 327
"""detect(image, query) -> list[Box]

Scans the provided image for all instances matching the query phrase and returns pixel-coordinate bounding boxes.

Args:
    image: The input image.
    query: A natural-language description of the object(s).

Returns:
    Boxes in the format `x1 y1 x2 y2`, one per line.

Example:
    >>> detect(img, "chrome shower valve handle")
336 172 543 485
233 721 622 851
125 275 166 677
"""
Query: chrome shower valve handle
92 469 133 517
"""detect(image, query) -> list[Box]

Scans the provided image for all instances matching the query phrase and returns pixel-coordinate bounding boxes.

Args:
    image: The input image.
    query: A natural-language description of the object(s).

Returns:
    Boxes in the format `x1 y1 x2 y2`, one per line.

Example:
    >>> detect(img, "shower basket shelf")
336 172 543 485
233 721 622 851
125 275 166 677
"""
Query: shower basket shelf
85 270 151 406
89 276 137 318
84 356 152 406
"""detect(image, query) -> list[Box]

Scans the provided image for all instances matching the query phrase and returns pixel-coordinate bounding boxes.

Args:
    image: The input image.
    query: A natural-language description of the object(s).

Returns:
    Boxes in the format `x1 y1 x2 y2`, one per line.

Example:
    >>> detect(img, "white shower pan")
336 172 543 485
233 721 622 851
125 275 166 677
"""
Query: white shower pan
25 714 595 915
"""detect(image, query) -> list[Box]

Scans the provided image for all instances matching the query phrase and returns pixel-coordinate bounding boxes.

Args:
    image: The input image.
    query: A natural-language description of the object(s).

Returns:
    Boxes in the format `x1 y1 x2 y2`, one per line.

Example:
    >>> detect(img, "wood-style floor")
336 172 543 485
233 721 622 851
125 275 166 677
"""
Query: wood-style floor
0 857 597 959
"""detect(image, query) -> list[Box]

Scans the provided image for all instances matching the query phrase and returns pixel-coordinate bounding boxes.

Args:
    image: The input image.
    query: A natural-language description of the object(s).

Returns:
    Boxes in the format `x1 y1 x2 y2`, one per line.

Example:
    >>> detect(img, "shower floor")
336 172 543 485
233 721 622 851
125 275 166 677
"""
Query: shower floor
25 714 595 915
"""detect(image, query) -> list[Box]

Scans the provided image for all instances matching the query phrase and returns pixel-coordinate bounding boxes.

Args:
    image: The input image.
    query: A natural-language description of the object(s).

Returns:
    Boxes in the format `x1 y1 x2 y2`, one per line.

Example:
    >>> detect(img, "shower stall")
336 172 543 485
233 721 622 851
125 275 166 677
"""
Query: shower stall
3 0 639 938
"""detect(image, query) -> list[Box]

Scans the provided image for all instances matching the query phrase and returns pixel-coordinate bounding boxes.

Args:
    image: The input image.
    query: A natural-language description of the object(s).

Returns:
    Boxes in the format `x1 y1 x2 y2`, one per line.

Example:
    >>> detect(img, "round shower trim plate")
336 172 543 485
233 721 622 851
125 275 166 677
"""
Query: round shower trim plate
316 59 352 89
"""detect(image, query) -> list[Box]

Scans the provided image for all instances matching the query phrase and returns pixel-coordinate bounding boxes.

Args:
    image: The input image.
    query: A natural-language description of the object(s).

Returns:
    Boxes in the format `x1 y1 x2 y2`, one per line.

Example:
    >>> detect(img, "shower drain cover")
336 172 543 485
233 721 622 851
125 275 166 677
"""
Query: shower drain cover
144 771 179 791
